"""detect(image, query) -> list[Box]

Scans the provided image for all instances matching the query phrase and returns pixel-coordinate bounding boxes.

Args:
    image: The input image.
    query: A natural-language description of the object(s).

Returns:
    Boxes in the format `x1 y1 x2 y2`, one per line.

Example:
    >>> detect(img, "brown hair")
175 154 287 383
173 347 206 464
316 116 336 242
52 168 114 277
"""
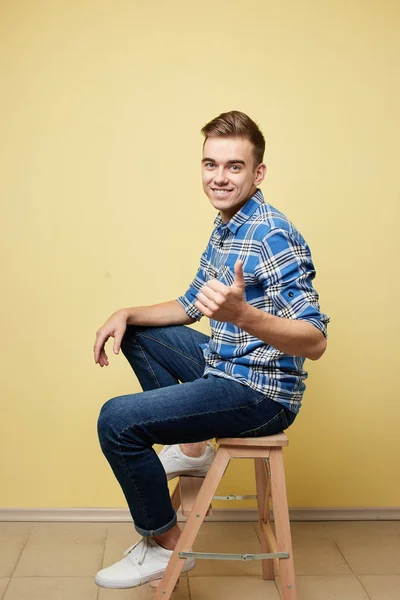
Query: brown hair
201 110 265 169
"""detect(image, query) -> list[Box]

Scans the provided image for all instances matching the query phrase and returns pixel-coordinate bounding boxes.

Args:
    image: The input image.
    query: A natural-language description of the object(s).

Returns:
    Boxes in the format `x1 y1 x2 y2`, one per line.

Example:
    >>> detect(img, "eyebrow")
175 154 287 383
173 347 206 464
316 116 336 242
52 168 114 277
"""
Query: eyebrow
201 158 246 165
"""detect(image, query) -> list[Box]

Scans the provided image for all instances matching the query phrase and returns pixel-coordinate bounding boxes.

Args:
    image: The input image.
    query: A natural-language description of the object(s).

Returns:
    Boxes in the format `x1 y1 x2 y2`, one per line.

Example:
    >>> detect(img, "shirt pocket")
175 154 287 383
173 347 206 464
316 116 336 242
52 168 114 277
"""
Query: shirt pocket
207 264 259 289
205 264 235 285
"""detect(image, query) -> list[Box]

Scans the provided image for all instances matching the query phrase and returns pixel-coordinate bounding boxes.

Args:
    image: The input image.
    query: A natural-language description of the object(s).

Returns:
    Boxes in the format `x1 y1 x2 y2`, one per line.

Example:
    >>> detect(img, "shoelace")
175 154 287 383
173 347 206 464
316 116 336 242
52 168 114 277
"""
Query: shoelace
123 537 150 566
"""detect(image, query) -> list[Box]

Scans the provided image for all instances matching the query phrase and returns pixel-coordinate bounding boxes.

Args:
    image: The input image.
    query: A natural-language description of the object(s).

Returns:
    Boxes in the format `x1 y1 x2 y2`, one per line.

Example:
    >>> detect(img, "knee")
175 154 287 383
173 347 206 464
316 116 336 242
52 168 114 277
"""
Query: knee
97 397 121 448
120 324 150 356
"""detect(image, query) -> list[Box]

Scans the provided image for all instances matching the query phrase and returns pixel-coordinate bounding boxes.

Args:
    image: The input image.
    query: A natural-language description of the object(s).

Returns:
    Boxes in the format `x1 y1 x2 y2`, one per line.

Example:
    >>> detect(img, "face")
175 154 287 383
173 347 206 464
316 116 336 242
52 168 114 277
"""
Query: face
201 136 266 222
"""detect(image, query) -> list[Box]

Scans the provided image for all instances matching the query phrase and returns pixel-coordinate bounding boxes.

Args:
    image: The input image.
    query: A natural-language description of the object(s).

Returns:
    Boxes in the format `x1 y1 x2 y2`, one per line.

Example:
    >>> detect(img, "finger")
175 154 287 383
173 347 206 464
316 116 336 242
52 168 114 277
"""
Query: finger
197 293 220 313
95 342 106 364
197 291 217 308
94 331 107 363
197 291 210 305
94 342 101 363
198 290 223 310
204 278 227 293
96 346 107 367
200 282 222 299
113 328 125 355
99 355 109 367
194 299 212 317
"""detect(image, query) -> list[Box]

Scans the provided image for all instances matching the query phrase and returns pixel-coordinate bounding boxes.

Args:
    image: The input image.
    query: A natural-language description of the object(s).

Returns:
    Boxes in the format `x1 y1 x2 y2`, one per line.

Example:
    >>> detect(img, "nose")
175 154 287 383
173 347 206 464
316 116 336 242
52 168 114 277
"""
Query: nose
213 167 229 186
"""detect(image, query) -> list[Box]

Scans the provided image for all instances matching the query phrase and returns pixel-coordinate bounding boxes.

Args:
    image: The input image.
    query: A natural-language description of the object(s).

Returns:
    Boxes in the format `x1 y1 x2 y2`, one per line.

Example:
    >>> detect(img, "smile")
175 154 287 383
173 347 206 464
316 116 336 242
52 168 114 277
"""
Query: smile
211 189 234 194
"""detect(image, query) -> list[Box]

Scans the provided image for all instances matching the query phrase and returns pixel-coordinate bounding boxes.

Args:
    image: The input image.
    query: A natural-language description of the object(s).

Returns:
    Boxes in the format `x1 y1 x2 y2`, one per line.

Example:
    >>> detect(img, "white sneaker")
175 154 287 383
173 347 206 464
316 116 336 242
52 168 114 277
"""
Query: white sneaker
95 537 195 589
158 442 216 480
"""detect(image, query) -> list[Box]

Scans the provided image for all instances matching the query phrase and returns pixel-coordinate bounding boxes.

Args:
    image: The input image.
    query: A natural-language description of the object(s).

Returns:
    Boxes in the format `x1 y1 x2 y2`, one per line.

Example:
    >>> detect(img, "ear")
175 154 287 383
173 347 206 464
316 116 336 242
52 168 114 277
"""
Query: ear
254 163 267 186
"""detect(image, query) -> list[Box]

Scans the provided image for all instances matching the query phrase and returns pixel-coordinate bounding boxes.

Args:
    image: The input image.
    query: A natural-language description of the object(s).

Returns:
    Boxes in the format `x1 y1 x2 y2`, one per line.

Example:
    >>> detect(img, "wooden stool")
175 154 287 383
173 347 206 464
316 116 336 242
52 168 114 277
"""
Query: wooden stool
152 433 297 600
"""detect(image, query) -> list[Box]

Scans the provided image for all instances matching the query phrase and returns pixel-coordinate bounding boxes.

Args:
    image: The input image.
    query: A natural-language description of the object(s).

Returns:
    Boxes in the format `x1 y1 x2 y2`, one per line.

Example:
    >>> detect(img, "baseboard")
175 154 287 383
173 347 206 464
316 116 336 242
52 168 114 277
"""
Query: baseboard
0 507 399 522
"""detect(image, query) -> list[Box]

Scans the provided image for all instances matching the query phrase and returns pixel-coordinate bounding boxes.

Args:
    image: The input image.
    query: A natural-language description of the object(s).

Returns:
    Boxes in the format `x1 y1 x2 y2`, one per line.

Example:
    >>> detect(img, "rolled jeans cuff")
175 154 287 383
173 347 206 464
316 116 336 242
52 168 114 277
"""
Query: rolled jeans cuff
134 512 178 538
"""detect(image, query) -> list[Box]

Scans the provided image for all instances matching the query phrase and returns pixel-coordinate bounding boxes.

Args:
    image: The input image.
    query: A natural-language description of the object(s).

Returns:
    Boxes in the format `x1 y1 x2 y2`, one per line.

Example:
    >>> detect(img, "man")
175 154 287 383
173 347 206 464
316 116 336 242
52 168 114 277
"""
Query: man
93 110 329 589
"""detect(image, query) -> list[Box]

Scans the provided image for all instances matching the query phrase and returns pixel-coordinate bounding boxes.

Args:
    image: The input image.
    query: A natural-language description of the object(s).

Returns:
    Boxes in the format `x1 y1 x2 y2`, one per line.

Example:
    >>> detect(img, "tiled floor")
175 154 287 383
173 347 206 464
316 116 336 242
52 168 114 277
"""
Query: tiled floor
1 520 400 599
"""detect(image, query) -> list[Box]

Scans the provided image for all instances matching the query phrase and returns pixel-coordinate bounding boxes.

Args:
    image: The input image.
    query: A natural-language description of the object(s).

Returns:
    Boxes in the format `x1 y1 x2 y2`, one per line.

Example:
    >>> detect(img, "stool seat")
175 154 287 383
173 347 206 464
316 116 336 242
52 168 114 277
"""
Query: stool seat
216 432 288 447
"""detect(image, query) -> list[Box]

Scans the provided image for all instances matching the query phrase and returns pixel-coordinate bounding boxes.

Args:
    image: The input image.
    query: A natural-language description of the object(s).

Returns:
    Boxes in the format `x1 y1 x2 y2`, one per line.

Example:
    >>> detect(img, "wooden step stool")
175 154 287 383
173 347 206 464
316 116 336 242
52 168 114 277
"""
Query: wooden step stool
152 433 297 600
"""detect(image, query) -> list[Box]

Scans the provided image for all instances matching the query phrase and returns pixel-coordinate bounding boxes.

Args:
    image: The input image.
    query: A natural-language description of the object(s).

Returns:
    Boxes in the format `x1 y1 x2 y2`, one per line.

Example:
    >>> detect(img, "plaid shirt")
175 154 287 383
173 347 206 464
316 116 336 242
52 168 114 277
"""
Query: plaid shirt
176 189 330 413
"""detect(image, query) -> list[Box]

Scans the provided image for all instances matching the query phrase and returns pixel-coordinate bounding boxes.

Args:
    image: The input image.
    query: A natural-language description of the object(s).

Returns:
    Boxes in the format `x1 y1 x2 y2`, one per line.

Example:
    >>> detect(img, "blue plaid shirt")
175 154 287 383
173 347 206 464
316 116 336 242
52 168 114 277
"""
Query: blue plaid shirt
176 189 330 413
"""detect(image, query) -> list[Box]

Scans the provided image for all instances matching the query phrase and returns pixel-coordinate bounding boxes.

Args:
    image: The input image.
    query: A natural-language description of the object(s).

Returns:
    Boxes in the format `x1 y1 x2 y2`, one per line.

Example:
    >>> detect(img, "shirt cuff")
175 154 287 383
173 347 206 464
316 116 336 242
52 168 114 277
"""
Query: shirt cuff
176 296 204 322
297 315 330 339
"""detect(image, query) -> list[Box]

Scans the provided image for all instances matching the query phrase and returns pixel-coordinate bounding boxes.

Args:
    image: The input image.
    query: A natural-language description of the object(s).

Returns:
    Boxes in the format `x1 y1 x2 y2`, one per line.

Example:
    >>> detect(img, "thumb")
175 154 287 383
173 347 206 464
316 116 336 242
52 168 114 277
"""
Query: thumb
233 259 245 288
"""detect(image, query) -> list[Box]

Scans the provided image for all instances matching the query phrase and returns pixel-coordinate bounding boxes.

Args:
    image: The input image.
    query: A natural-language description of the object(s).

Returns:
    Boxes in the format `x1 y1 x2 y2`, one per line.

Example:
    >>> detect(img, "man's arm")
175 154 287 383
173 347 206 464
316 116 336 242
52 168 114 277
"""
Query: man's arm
194 226 330 361
194 261 327 360
125 300 197 326
234 303 327 360
94 300 196 367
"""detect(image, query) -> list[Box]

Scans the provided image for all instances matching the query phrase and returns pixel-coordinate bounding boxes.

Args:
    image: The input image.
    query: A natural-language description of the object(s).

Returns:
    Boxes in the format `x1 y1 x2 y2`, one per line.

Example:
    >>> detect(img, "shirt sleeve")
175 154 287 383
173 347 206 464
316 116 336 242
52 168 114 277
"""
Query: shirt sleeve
175 246 209 322
254 228 330 337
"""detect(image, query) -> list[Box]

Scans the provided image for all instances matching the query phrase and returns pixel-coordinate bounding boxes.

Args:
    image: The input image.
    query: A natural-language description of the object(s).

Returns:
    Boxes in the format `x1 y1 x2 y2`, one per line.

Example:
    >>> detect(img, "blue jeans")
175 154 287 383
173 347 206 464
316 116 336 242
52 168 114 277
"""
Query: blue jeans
97 324 296 537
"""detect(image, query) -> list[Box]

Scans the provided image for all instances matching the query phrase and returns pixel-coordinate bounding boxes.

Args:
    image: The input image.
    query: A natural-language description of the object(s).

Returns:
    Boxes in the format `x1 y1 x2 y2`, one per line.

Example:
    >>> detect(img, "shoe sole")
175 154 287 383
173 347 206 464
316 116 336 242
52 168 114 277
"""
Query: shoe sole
166 468 213 480
95 559 195 589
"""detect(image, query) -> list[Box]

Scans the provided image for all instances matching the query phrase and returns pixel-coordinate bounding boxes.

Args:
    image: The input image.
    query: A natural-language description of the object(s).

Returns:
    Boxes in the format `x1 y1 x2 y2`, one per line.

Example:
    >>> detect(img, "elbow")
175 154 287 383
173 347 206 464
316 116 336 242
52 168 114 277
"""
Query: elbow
307 336 327 361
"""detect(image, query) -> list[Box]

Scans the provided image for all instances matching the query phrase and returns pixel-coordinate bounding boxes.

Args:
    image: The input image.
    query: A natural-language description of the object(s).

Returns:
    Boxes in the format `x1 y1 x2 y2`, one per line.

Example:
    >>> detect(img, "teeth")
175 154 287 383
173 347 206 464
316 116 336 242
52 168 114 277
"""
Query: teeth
213 189 232 194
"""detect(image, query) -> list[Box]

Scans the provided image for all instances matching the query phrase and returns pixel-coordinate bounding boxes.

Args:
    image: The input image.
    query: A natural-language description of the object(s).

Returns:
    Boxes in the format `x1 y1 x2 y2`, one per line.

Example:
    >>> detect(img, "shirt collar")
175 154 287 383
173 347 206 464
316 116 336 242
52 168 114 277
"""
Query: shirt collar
213 188 265 234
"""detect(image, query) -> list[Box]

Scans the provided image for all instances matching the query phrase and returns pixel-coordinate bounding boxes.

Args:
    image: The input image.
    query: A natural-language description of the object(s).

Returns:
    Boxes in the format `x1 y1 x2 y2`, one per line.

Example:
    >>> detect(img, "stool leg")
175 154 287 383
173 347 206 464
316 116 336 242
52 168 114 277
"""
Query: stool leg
153 446 231 600
254 457 275 580
269 448 298 600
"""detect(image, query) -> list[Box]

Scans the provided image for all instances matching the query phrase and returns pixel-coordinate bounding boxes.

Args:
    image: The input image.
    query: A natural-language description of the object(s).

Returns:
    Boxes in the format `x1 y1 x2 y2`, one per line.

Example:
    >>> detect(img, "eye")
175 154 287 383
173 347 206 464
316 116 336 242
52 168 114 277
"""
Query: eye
205 162 215 168
231 165 241 171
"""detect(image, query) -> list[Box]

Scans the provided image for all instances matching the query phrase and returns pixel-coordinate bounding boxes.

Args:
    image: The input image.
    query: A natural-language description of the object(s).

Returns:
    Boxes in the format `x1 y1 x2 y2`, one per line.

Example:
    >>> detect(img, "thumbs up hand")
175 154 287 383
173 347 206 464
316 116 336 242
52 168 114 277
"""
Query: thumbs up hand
194 260 249 324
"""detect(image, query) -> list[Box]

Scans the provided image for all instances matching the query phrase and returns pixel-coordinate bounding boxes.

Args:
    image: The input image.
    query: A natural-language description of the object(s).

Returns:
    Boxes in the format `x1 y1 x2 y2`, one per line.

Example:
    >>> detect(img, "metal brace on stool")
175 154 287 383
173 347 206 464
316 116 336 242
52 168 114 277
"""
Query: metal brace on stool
179 551 289 561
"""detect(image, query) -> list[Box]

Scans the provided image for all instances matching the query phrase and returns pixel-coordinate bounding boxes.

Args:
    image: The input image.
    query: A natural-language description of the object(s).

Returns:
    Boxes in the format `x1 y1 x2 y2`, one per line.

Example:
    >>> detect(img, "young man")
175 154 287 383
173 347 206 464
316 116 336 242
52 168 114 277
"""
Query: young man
93 110 329 589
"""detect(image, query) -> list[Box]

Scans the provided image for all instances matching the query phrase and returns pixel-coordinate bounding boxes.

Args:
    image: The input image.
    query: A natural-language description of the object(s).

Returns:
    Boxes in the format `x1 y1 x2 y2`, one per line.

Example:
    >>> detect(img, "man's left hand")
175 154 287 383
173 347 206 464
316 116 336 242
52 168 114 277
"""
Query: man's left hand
194 260 249 323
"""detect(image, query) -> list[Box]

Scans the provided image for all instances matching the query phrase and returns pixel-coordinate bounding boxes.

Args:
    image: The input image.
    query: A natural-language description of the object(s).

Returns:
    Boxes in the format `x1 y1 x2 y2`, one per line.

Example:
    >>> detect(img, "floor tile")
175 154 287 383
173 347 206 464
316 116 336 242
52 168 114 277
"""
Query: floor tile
187 522 263 577
13 522 107 577
0 579 9 600
359 575 400 600
3 520 400 599
290 522 352 575
3 577 97 600
0 523 34 578
325 521 400 575
189 575 281 600
276 575 370 599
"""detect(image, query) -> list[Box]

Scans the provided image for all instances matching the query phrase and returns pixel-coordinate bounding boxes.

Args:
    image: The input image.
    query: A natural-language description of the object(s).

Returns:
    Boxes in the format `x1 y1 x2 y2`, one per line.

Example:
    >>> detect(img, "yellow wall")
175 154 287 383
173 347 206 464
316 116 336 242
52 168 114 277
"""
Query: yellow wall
1 0 399 511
